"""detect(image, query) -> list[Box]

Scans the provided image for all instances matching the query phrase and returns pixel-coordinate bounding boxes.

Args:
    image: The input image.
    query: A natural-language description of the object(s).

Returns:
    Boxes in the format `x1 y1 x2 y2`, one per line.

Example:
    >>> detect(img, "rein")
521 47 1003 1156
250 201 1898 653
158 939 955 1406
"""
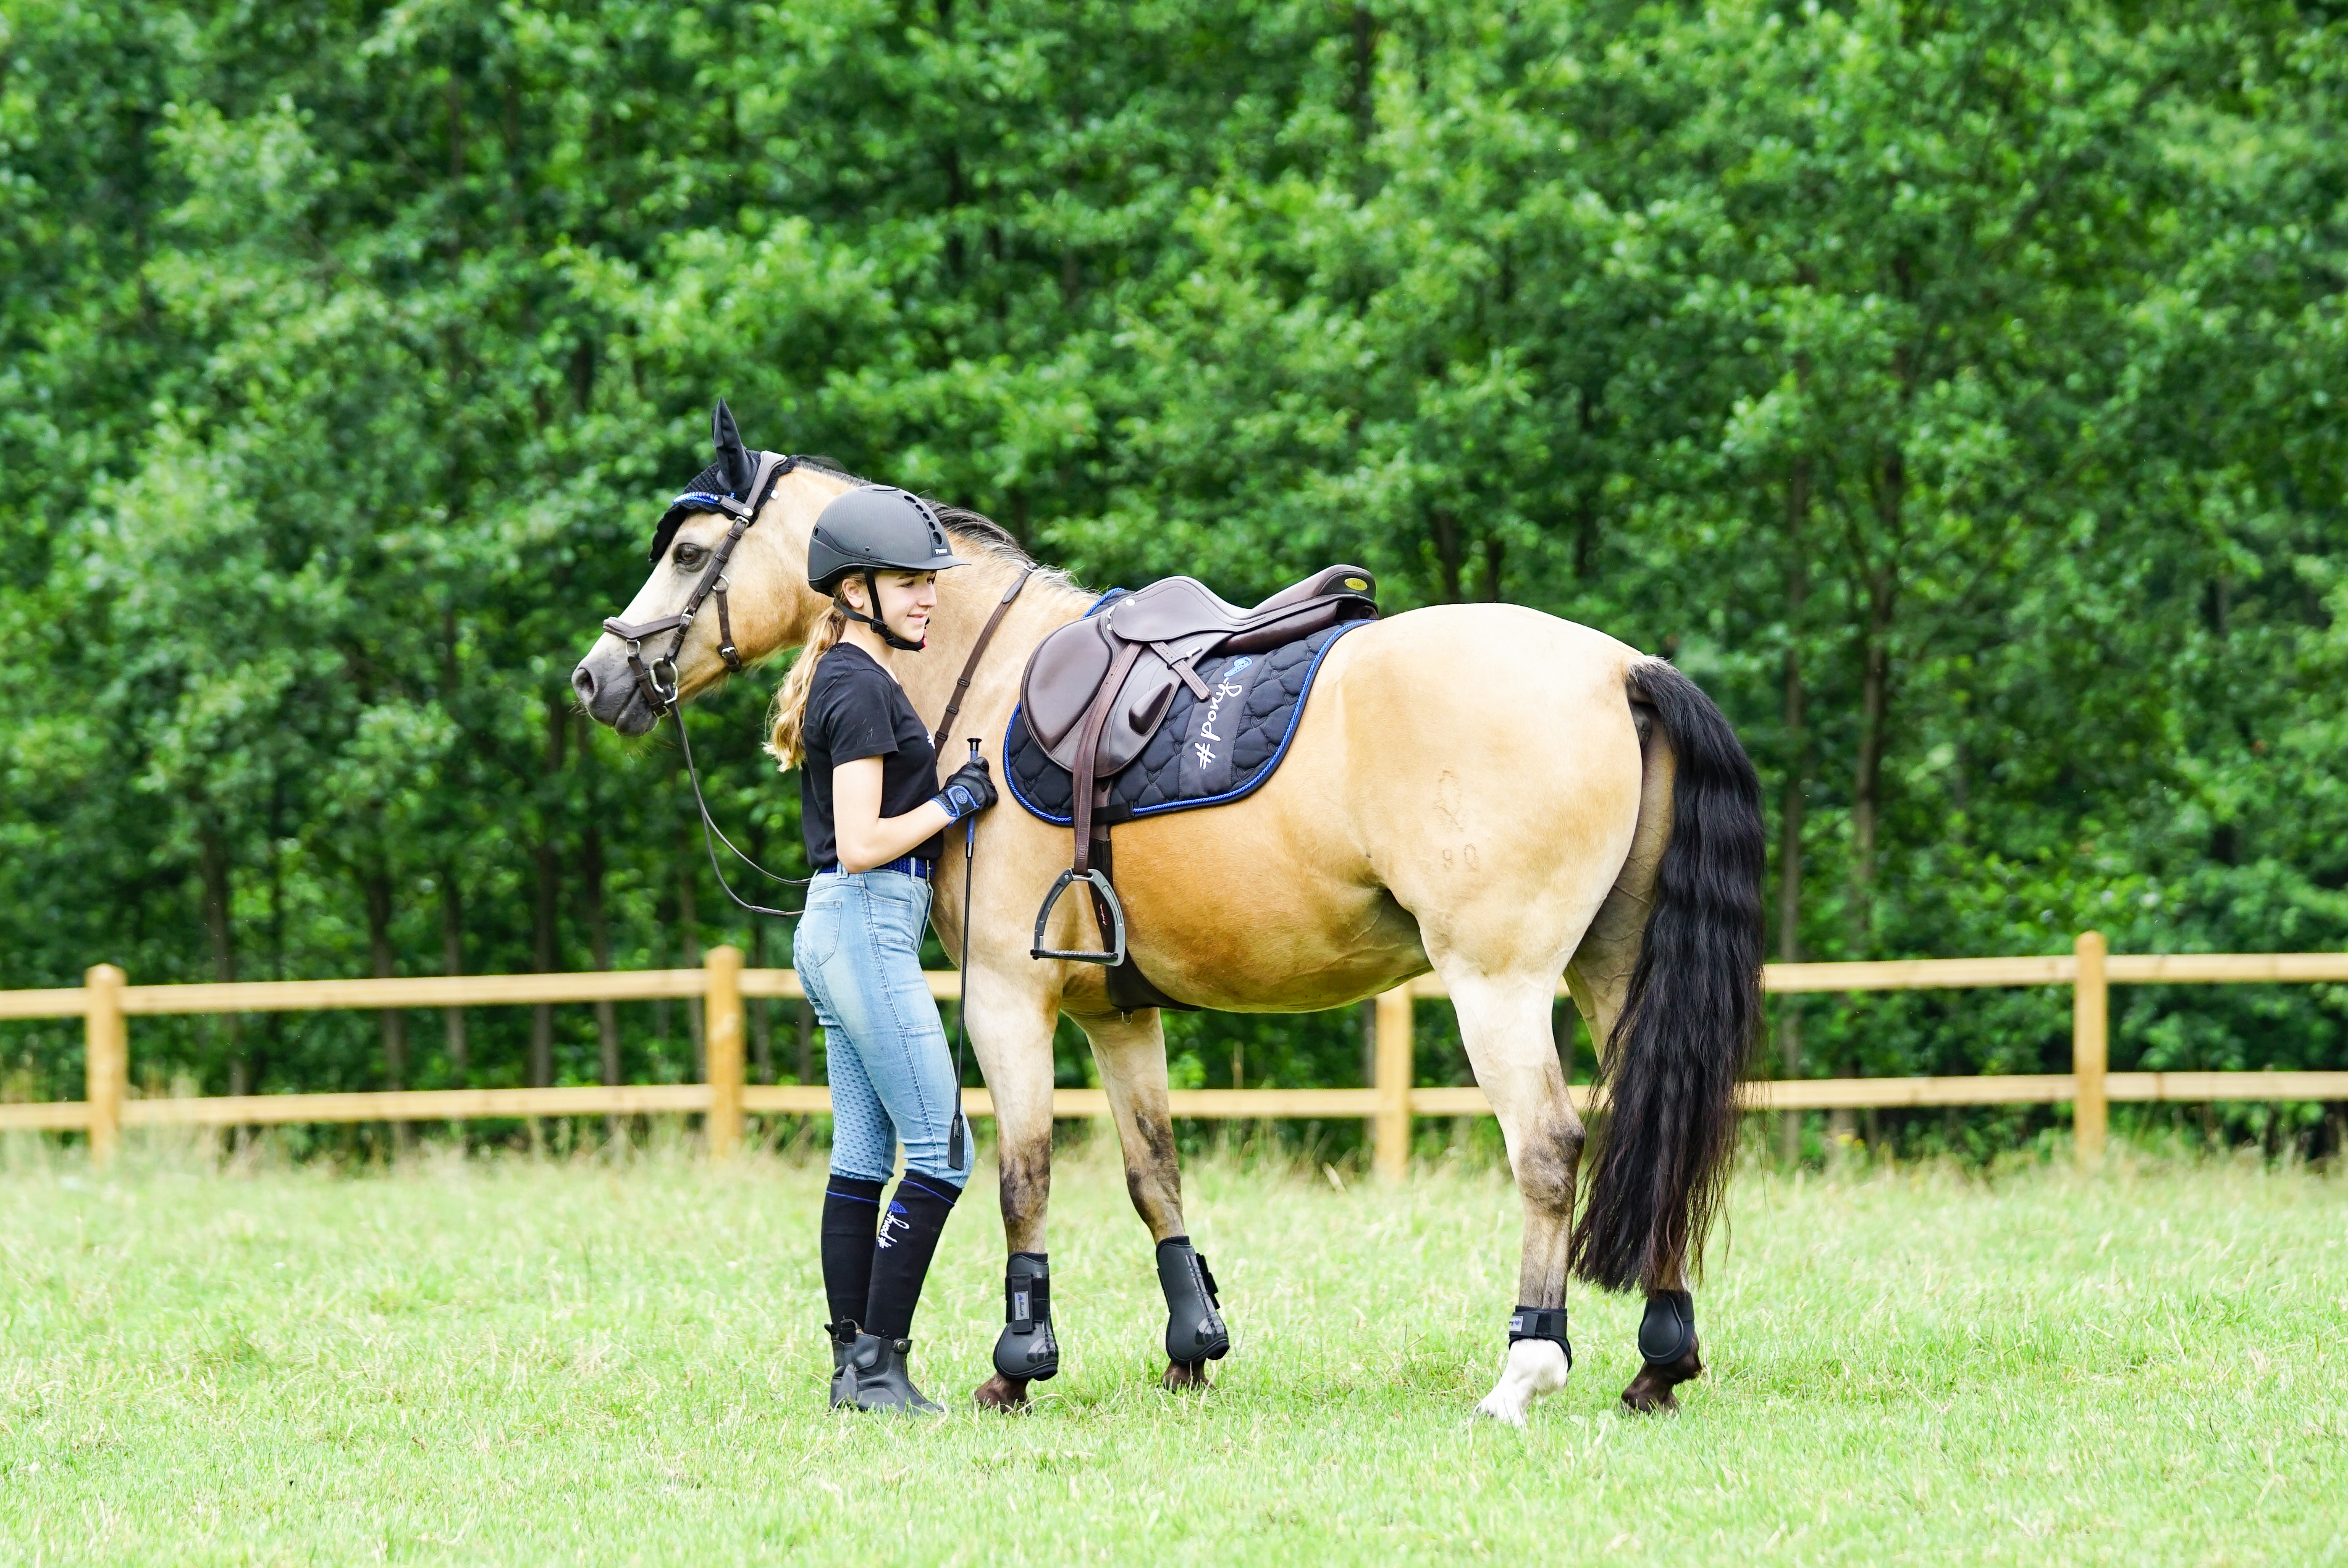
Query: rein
602 455 1037 920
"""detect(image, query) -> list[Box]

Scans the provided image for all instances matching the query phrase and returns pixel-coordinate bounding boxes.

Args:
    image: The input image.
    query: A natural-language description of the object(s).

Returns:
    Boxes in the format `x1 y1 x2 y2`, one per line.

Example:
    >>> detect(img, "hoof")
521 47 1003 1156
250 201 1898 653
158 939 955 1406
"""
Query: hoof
1619 1344 1702 1415
1473 1337 1571 1427
974 1372 1032 1411
1161 1359 1214 1391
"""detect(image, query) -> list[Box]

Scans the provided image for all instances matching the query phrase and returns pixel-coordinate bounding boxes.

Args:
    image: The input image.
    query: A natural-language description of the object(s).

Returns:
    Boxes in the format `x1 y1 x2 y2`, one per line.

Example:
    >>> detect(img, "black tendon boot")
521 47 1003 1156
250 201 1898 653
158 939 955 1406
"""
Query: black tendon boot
843 1331 944 1415
992 1252 1060 1383
1155 1236 1231 1367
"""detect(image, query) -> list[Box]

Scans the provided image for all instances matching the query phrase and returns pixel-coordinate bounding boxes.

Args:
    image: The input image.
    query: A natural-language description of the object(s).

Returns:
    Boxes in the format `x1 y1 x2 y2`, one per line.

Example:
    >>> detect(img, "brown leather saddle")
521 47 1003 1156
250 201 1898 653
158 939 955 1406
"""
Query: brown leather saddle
1019 564 1378 992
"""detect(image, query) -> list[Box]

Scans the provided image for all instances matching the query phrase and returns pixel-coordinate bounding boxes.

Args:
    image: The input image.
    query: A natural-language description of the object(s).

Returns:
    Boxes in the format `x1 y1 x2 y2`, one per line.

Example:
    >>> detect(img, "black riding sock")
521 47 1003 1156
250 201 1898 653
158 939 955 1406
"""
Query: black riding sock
820 1177 886 1330
863 1174 962 1340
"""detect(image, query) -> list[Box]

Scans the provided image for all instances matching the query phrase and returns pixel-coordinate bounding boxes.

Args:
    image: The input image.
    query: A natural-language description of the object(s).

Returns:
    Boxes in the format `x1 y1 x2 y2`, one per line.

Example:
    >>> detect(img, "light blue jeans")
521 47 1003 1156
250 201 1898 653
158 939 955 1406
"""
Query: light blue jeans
794 870 969 1188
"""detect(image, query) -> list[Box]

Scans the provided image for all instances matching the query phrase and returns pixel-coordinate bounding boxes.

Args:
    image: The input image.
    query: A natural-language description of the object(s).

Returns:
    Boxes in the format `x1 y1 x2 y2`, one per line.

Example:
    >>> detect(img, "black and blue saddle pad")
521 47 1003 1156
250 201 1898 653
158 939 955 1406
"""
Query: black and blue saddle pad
1005 610 1368 828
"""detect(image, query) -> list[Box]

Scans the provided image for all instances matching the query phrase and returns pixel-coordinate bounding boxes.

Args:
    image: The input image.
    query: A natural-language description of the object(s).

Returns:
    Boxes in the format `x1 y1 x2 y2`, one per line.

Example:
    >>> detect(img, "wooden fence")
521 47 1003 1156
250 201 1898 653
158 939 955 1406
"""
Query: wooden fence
4 932 2345 1179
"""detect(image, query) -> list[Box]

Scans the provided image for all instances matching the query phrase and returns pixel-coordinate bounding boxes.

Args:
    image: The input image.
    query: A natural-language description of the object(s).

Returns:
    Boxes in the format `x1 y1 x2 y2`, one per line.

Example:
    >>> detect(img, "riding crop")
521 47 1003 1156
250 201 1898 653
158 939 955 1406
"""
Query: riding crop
948 737 979 1172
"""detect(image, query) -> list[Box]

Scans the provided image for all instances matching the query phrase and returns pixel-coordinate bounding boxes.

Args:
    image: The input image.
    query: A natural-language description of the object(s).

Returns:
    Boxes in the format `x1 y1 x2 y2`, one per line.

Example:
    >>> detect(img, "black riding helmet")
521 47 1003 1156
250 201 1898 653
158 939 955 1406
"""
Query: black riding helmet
809 486 968 591
809 486 969 651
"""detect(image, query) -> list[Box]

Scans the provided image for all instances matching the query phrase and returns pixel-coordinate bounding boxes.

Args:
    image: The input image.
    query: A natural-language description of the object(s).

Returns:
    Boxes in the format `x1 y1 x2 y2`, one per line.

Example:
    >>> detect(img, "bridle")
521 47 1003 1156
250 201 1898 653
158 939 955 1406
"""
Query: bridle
603 449 799 715
599 450 1034 920
600 448 806 918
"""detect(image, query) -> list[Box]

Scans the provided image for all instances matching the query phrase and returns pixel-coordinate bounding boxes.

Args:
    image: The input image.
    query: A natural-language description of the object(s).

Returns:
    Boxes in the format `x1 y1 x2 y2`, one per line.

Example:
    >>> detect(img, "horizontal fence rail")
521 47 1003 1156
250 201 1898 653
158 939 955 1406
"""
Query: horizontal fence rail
4 934 2346 1176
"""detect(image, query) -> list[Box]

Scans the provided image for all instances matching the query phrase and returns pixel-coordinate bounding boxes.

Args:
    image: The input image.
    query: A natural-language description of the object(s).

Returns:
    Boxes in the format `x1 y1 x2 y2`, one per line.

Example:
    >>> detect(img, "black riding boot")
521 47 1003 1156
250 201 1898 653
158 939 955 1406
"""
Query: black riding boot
1155 1236 1230 1366
843 1330 943 1415
826 1319 861 1409
992 1252 1061 1382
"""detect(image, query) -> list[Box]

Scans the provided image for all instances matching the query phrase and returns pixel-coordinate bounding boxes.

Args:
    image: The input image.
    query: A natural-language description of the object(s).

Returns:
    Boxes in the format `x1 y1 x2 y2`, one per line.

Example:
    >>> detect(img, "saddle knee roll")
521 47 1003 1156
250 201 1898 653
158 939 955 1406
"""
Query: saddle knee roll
1155 1236 1231 1364
992 1252 1060 1382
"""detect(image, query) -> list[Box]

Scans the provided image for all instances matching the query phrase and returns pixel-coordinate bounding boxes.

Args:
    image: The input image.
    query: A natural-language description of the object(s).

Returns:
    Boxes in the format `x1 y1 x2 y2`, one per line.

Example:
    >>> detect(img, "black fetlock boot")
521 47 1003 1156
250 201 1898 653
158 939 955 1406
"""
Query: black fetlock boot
1155 1236 1230 1368
1622 1289 1702 1414
1638 1289 1698 1367
825 1319 861 1409
992 1252 1060 1383
844 1331 943 1415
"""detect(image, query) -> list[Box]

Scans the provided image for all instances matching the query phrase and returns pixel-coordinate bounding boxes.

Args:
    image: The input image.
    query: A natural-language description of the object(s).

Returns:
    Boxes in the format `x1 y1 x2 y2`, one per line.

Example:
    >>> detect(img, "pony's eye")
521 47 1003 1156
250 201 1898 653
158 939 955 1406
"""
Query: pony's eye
673 542 707 569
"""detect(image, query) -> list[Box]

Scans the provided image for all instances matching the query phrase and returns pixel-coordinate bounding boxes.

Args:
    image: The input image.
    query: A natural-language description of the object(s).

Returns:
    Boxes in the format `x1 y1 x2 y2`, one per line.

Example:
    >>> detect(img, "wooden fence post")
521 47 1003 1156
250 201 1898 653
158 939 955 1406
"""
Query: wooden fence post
2073 930 2108 1170
704 945 745 1159
84 963 127 1170
1373 984 1414 1183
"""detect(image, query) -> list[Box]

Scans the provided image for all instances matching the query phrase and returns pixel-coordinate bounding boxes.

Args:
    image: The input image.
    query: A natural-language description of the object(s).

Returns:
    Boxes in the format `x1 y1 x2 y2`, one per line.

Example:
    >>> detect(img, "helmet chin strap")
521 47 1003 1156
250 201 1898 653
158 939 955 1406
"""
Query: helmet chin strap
838 568 927 652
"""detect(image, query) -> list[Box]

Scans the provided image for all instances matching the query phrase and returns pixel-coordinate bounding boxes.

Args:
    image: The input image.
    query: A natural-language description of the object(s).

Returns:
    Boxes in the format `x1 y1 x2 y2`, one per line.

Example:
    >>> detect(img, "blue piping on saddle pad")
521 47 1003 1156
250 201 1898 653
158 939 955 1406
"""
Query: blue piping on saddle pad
1003 617 1368 828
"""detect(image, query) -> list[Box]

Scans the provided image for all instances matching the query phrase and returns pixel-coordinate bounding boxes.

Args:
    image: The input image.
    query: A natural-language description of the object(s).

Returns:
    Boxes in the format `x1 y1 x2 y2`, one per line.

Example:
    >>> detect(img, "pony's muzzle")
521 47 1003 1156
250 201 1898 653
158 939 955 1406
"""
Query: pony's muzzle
571 644 660 736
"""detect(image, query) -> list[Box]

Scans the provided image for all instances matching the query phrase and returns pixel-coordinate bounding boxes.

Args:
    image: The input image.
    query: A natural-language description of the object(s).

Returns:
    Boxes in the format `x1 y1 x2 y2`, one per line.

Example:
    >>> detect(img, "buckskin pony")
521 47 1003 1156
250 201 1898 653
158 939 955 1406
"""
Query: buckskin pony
572 427 1763 1424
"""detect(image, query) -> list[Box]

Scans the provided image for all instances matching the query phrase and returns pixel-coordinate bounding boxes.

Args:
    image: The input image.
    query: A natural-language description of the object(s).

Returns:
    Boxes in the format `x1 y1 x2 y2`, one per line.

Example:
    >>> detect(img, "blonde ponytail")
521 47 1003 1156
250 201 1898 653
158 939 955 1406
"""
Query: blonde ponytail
765 605 850 769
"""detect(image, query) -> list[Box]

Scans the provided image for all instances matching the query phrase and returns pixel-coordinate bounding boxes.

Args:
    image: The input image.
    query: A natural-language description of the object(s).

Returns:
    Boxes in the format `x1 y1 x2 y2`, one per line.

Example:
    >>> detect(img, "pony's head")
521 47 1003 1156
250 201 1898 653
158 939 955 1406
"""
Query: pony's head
571 401 852 736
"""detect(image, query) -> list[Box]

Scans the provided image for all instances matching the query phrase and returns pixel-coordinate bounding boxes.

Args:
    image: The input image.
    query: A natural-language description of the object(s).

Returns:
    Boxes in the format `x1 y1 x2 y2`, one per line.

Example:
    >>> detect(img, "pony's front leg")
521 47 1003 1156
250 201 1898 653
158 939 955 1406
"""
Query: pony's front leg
969 971 1063 1411
1077 1005 1229 1390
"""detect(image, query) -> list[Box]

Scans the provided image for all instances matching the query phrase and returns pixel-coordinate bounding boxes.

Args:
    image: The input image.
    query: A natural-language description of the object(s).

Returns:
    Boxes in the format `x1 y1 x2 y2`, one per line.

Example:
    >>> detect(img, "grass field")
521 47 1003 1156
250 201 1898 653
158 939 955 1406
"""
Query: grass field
2 1135 2342 1566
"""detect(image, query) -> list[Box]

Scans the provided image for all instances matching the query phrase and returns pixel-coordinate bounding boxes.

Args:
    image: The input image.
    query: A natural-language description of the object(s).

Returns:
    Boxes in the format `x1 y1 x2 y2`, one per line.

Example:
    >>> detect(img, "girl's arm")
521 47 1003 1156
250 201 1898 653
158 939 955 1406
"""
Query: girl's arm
830 757 955 872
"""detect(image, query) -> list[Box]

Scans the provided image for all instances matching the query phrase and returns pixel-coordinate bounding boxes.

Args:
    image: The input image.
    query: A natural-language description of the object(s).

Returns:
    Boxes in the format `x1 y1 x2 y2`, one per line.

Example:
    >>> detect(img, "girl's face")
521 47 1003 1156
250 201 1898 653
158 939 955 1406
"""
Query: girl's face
844 571 940 645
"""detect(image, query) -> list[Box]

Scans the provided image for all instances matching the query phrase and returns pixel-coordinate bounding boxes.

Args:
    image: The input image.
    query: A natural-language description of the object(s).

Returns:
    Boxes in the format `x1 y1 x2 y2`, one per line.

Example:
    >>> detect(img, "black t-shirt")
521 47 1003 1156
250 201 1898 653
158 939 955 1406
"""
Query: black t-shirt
799 642 943 870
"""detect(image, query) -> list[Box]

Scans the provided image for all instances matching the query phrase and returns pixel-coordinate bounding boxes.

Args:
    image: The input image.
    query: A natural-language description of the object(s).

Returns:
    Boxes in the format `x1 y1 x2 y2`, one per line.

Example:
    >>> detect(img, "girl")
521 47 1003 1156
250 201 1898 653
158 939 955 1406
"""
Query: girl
767 484 998 1414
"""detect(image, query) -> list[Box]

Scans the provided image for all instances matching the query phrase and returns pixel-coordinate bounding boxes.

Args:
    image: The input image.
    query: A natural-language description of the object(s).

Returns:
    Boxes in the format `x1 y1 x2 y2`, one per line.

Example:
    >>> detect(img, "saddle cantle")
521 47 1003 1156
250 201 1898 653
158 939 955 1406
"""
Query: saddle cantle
1017 564 1378 1005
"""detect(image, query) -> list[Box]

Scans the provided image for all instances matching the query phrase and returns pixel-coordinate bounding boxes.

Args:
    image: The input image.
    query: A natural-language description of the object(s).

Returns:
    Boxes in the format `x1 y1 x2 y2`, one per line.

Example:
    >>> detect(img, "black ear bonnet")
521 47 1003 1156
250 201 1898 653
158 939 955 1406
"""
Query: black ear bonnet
647 398 784 563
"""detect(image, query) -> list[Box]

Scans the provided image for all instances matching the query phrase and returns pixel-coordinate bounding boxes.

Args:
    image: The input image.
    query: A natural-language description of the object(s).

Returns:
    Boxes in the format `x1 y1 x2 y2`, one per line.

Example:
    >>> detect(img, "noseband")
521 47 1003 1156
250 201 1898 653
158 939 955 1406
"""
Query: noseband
602 450 799 711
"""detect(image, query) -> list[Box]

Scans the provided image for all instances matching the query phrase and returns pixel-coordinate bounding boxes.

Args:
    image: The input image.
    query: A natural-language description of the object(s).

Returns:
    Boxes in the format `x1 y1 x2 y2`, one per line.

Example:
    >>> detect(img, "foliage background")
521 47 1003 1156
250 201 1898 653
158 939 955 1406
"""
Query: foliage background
4 0 2344 1156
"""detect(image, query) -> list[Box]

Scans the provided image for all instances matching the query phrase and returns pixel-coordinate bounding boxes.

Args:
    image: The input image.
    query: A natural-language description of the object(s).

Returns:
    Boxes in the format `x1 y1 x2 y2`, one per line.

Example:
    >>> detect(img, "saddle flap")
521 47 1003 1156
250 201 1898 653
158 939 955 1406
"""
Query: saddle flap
1043 662 1176 775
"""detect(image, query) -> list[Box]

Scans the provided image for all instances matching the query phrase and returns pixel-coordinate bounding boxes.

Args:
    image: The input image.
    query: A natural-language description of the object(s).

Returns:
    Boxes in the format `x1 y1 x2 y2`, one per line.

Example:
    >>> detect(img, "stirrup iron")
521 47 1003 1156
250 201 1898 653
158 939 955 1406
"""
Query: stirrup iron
1030 868 1127 966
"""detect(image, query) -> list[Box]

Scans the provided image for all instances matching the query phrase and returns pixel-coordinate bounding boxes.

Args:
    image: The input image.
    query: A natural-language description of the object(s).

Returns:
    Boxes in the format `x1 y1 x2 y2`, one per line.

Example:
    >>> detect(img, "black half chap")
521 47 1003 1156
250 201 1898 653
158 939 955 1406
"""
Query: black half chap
1156 1237 1229 1365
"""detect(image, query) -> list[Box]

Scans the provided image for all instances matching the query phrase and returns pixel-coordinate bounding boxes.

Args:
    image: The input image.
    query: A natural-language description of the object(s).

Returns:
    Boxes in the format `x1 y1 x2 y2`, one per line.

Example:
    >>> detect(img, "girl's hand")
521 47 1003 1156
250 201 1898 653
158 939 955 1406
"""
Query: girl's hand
934 756 998 821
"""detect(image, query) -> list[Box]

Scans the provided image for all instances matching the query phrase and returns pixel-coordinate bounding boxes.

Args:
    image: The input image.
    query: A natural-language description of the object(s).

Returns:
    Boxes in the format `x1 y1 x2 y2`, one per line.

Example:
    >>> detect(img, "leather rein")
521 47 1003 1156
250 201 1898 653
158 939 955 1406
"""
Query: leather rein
600 450 1034 919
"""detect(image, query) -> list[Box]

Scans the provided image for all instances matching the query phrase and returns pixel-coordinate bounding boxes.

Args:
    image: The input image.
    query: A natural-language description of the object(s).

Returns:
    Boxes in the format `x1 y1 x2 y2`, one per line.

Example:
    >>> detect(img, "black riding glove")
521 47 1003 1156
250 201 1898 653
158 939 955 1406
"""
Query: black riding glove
933 756 998 823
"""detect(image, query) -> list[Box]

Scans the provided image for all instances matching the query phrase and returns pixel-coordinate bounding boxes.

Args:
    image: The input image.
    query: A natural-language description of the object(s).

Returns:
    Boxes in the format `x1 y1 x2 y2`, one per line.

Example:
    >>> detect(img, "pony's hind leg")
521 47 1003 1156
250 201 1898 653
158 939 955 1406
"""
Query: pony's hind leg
969 974 1063 1411
1075 1005 1227 1390
1440 969 1587 1427
1568 937 1705 1414
1566 747 1709 1416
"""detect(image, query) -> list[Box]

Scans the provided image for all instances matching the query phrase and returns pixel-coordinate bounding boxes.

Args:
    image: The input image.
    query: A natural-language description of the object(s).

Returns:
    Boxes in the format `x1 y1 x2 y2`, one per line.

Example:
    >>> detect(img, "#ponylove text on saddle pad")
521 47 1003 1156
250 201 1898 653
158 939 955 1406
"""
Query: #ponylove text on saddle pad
1004 617 1365 826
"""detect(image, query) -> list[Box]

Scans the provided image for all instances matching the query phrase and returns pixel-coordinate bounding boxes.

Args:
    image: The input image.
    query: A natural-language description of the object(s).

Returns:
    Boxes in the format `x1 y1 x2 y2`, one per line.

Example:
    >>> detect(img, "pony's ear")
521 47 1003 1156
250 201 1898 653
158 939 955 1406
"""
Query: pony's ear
711 398 755 497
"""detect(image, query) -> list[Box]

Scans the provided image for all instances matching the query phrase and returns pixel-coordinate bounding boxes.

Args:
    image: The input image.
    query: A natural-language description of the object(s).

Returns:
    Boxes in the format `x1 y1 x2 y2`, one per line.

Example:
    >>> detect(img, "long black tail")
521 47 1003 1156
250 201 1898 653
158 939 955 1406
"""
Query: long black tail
1570 659 1765 1294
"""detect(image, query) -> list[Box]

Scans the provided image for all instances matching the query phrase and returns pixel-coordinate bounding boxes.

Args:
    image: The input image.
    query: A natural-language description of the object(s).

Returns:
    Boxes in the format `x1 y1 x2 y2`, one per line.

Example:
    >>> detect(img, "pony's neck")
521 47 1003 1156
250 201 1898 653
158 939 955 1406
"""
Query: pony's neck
880 547 1087 747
